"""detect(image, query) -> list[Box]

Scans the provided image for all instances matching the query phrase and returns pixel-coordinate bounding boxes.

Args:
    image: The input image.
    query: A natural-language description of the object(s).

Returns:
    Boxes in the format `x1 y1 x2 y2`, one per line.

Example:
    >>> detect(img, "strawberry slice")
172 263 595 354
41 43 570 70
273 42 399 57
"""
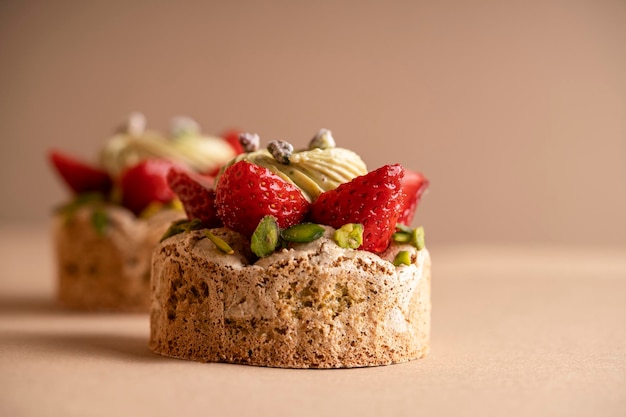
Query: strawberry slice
120 159 176 215
397 169 429 226
48 150 112 195
215 160 309 238
220 128 244 155
166 167 221 227
310 164 405 253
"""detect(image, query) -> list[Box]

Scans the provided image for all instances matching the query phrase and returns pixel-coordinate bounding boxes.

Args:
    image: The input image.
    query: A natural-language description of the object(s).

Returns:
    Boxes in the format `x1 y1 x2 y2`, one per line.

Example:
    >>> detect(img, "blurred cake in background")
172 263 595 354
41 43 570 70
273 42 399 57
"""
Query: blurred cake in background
49 113 241 311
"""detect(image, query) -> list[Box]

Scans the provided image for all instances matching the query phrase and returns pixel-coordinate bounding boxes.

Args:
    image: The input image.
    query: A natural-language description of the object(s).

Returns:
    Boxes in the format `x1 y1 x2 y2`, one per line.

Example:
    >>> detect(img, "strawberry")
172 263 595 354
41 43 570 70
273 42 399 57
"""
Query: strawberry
215 160 309 238
48 150 112 195
397 169 429 226
119 159 176 215
310 164 405 253
220 128 244 155
166 167 221 227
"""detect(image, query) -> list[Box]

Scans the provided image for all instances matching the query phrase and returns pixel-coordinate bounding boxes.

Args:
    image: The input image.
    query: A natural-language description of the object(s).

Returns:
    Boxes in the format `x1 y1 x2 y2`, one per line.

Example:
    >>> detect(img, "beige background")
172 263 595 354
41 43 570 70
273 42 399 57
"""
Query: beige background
1 3 625 414
1 0 625 245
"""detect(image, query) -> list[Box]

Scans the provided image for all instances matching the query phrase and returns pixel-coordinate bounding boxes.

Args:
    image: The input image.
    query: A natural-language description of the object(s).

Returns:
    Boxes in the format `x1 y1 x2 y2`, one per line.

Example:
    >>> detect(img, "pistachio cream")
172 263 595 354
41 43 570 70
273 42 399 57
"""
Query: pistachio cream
219 129 367 202
100 114 235 177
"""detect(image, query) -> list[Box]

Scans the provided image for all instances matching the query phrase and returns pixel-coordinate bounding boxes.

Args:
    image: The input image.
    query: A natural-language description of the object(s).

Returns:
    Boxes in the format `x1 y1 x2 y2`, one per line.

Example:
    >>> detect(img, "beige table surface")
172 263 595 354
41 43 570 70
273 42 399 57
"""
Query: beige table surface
1 224 625 417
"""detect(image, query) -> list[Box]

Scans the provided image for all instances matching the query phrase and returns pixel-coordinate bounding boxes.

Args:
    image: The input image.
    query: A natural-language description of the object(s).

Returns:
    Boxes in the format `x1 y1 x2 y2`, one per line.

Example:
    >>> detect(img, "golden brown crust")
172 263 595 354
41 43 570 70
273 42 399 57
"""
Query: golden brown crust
149 228 431 368
53 205 184 312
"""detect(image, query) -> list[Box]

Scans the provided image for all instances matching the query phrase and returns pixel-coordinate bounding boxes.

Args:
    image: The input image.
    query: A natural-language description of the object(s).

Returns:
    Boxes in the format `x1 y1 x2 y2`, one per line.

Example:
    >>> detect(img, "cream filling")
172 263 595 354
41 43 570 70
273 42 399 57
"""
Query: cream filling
100 132 235 177
221 147 367 202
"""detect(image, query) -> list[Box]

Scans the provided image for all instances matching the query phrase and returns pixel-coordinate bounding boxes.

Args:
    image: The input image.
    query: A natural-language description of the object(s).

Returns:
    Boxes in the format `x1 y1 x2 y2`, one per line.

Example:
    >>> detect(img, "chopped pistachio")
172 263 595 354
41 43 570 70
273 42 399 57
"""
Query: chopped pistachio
239 132 260 152
55 192 106 215
251 215 280 257
139 199 184 218
281 223 325 243
170 116 201 138
159 218 204 242
393 250 411 266
205 230 234 254
412 226 425 250
395 223 413 234
392 231 412 243
55 192 107 227
308 128 336 150
160 220 185 242
126 112 147 136
181 218 205 232
267 140 293 164
90 208 109 237
334 223 363 249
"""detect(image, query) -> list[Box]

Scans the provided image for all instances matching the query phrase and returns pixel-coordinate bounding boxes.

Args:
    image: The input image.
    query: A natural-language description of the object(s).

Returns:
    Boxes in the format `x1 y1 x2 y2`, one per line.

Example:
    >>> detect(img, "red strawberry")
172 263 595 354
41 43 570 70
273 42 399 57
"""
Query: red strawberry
48 150 112 195
310 164 405 253
167 167 221 227
397 169 429 226
215 160 309 238
120 159 176 215
220 128 244 155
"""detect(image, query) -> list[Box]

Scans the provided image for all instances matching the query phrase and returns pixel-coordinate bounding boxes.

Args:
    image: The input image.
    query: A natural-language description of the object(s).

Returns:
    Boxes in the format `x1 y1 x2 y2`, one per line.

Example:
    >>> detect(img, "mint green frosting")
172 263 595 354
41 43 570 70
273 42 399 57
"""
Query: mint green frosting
219 147 367 202
99 114 235 177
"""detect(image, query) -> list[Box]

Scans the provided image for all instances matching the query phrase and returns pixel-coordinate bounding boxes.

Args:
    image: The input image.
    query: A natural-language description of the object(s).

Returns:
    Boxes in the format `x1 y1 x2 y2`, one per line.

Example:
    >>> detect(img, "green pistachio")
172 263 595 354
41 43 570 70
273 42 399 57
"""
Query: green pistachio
170 116 200 139
393 250 412 266
412 226 425 250
160 219 187 242
126 112 147 136
251 215 280 257
205 230 234 254
239 132 260 152
334 223 363 249
55 192 106 215
392 231 412 243
55 192 107 227
159 218 204 242
281 223 325 243
90 208 109 237
395 223 413 234
267 140 293 164
181 218 205 232
308 128 336 150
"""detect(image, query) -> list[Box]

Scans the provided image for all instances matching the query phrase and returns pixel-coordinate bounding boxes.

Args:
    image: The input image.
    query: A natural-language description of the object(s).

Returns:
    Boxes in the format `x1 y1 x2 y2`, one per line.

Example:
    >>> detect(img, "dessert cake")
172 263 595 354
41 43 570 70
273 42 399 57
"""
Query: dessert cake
50 114 241 311
150 130 430 367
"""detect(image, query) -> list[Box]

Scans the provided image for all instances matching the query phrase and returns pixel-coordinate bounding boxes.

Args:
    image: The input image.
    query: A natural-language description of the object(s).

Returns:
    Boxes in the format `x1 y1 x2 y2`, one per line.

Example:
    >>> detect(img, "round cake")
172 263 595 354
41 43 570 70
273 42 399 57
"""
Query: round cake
54 205 183 312
149 129 431 367
49 114 240 311
150 227 430 368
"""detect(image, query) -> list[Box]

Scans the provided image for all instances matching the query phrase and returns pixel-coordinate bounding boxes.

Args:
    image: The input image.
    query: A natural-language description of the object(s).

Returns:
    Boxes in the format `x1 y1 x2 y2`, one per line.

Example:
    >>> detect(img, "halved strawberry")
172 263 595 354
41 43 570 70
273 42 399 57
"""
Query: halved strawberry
48 150 112 195
310 164 405 253
220 128 244 155
166 167 221 227
215 160 309 238
397 169 429 226
120 159 176 215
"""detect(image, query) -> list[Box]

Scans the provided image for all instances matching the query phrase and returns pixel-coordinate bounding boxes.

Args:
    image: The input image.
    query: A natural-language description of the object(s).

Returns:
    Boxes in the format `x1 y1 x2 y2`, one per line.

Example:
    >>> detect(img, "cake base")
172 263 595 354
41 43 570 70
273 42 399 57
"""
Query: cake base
150 228 431 368
53 205 183 312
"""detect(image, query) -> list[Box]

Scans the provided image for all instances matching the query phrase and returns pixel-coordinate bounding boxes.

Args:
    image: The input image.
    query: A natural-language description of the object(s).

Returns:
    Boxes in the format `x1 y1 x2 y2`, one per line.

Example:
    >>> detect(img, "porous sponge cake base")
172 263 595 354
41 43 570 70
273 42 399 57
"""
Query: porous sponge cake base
150 229 431 368
54 205 183 312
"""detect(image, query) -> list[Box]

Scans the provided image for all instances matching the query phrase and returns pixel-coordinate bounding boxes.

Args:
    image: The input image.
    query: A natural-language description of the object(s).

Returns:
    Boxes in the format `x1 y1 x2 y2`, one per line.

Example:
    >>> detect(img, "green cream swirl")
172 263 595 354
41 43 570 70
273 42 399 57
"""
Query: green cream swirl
99 131 235 177
220 147 367 202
